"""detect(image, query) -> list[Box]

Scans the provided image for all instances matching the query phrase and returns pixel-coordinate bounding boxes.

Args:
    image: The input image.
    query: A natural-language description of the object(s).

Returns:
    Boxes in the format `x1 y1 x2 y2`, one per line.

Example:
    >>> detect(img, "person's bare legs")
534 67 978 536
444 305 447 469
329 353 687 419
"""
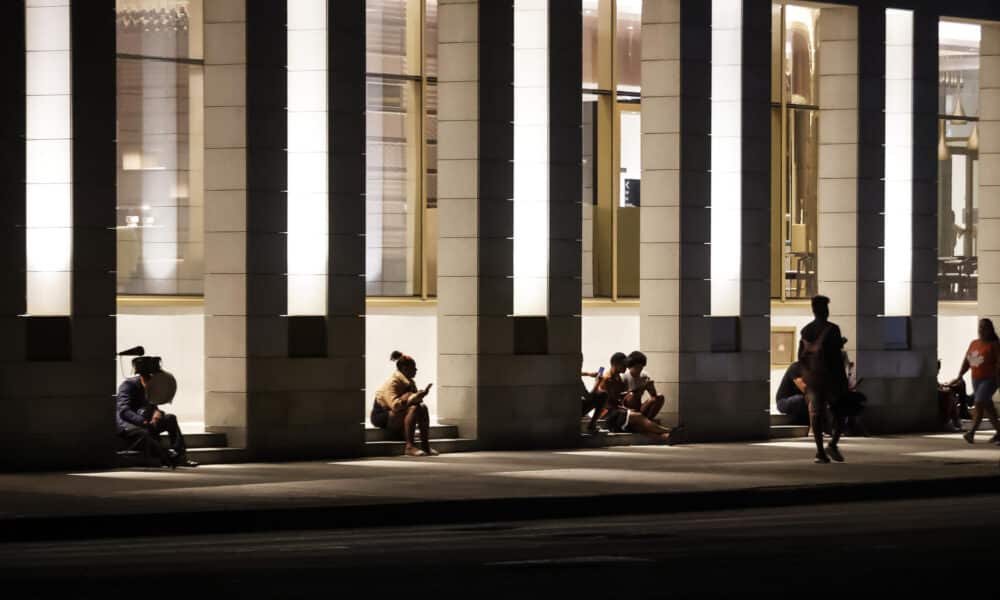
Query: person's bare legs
640 395 665 420
417 404 438 455
628 412 675 443
404 405 426 456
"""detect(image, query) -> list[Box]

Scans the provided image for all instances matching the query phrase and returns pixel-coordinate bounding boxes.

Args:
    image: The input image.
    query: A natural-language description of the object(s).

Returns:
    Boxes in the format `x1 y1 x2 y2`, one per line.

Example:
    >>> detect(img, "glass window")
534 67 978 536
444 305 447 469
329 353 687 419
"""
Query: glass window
583 0 642 300
582 0 600 90
366 0 436 297
366 0 417 76
616 0 641 95
116 0 204 296
938 20 981 301
770 3 820 301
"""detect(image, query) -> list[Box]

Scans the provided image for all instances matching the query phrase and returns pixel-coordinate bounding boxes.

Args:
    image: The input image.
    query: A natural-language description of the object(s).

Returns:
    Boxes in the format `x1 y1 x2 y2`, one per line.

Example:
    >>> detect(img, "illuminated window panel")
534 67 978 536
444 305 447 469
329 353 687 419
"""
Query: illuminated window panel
885 9 913 316
710 0 742 316
287 0 329 316
513 0 549 316
25 0 72 316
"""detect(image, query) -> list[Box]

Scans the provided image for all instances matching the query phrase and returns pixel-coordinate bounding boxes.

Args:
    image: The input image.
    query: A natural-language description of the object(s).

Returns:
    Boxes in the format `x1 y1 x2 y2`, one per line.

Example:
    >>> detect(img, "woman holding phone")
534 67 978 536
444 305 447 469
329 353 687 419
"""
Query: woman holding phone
372 351 438 456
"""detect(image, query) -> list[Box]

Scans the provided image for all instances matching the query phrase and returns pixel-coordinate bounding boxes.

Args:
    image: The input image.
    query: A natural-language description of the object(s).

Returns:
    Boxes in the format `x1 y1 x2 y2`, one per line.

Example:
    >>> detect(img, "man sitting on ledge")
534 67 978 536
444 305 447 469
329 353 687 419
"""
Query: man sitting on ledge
775 360 809 425
116 356 198 468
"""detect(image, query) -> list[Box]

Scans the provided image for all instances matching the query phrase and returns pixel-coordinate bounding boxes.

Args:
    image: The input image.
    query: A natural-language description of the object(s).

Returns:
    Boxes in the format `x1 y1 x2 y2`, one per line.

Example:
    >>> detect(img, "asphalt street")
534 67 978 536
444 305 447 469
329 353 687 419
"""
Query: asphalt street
2 494 997 598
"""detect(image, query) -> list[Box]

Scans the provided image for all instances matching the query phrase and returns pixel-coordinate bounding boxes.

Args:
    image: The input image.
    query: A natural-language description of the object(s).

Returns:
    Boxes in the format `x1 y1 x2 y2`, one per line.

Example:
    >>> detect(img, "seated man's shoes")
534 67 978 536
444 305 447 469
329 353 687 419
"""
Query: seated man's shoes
166 449 199 468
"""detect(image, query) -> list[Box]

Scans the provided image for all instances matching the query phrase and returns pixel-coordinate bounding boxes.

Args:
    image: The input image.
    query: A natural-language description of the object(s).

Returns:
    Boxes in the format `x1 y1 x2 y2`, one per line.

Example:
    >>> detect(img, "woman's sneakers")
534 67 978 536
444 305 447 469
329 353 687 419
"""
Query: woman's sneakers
404 446 427 457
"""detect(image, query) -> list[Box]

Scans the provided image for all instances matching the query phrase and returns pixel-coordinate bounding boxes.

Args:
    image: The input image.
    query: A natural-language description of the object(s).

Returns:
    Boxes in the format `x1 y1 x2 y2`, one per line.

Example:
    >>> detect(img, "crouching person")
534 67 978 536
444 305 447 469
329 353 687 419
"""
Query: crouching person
372 351 437 457
116 356 197 468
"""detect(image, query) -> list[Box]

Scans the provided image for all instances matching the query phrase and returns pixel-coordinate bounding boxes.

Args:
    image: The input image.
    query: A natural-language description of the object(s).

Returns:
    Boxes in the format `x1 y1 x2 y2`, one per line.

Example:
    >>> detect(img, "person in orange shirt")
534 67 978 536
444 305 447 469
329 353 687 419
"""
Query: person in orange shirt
951 318 1000 445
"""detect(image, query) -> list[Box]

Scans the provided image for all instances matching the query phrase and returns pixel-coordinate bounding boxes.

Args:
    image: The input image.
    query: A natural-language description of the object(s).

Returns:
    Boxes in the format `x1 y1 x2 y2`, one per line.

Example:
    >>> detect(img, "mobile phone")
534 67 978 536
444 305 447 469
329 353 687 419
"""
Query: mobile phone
596 366 605 378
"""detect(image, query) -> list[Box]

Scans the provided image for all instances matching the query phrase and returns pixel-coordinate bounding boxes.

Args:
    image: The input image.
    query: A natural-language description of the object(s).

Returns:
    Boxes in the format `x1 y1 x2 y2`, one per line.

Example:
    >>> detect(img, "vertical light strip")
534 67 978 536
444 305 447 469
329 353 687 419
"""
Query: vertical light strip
513 0 549 316
710 0 742 316
884 9 913 316
25 0 73 316
287 0 329 316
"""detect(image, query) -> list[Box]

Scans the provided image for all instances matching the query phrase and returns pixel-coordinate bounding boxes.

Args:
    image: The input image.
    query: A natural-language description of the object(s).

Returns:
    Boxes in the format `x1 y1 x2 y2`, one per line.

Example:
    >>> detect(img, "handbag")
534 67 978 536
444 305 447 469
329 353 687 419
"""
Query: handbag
370 398 389 428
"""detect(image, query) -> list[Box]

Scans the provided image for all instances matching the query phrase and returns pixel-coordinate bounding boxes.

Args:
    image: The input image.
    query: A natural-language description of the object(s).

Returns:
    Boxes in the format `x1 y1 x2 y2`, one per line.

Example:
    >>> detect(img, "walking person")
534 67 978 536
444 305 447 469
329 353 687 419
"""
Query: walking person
798 295 849 463
951 318 1000 445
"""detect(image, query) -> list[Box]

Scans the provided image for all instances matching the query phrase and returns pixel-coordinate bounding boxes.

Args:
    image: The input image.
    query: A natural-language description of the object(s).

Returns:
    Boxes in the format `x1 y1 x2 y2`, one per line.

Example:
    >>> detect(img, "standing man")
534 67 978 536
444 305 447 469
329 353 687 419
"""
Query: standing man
116 356 198 468
798 295 849 464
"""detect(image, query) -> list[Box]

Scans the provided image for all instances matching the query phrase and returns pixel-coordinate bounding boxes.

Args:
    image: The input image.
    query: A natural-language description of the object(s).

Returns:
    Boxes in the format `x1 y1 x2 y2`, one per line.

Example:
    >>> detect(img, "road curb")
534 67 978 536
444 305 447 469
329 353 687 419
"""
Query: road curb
2 473 999 543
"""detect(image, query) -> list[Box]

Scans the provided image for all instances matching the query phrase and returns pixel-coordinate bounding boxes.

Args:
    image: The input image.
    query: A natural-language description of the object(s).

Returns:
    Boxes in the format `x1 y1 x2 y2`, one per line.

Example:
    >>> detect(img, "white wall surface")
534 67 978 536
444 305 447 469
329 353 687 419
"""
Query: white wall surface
116 306 206 426
117 302 974 432
366 304 439 420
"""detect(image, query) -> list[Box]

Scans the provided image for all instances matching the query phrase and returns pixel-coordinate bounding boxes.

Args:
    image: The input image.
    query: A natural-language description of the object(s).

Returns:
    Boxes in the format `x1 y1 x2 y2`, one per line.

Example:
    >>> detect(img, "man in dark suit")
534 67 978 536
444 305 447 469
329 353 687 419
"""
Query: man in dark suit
117 357 198 468
798 295 849 464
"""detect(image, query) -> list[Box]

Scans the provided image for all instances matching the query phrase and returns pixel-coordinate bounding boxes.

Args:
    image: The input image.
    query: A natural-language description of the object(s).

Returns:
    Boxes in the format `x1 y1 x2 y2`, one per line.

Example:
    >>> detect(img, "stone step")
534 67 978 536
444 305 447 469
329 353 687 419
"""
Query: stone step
363 438 478 457
186 447 250 464
157 431 228 449
115 447 249 467
579 431 662 448
769 413 804 427
365 424 459 442
770 424 810 438
960 419 995 431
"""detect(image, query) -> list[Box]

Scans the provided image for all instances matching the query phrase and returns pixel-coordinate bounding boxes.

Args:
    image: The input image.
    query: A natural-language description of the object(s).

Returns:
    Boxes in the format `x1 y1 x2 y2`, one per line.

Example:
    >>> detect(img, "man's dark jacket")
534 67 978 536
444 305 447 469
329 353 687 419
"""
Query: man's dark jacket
116 376 152 432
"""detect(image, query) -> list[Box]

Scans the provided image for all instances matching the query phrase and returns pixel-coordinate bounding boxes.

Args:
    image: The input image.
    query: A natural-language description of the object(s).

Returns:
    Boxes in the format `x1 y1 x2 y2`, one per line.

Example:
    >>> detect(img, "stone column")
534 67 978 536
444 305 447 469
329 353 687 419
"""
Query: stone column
979 24 1000 323
204 0 366 458
817 6 858 355
639 0 682 424
854 7 938 433
649 0 769 442
908 11 939 430
0 1 118 469
436 0 481 439
436 0 581 448
735 0 772 439
204 0 249 447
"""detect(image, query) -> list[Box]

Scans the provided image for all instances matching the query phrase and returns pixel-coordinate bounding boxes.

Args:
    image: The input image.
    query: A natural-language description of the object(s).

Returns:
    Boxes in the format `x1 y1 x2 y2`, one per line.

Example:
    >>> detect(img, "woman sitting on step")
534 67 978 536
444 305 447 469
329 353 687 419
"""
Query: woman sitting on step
371 351 438 457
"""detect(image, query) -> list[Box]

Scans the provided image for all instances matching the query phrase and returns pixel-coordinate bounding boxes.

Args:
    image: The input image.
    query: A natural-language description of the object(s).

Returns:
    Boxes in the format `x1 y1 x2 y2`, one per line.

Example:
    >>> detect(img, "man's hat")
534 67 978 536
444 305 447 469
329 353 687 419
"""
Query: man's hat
132 355 163 376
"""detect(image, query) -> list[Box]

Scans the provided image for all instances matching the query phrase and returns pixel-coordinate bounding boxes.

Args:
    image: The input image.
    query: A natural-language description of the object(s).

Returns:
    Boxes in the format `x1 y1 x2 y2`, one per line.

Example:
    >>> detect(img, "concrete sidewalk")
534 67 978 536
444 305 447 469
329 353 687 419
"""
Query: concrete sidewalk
0 432 997 541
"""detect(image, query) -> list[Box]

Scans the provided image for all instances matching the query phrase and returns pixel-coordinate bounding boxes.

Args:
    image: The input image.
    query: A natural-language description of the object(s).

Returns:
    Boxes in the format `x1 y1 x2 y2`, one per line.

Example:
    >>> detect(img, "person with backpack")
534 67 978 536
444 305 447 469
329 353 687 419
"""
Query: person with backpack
798 295 849 463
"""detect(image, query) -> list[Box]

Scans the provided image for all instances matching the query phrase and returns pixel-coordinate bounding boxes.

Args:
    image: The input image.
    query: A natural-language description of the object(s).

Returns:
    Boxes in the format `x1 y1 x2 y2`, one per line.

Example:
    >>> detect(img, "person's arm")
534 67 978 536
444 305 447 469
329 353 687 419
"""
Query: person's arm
116 383 147 427
993 342 1000 387
793 377 806 393
645 379 662 400
581 370 599 378
954 356 970 384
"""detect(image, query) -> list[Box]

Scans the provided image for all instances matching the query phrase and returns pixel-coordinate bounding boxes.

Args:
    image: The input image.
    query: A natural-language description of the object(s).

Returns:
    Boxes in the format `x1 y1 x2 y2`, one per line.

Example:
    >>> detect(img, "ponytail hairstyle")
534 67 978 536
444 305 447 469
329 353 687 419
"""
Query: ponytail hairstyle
391 350 416 371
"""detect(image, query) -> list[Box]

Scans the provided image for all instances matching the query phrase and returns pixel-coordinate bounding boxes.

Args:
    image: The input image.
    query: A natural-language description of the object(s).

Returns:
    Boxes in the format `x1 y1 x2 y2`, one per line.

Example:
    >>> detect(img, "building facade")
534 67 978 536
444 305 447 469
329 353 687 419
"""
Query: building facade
2 0 1000 469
